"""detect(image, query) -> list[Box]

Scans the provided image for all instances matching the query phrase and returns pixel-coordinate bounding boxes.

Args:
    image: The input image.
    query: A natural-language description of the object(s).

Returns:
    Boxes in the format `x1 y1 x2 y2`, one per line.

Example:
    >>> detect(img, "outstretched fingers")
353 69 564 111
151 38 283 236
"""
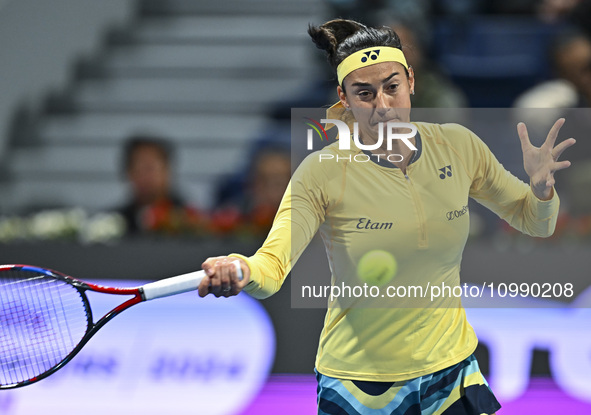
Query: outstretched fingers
542 118 566 150
552 137 576 160
516 122 532 151
552 160 572 173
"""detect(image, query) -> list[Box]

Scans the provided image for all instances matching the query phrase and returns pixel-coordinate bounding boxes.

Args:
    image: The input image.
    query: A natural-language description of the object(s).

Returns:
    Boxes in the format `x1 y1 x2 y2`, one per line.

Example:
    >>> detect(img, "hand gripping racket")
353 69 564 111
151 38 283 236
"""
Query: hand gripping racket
0 262 242 389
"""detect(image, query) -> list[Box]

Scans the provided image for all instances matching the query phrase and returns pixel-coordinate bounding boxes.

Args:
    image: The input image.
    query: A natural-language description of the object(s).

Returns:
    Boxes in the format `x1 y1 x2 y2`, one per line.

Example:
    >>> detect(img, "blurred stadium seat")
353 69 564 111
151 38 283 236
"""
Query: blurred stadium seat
433 16 560 107
0 0 320 214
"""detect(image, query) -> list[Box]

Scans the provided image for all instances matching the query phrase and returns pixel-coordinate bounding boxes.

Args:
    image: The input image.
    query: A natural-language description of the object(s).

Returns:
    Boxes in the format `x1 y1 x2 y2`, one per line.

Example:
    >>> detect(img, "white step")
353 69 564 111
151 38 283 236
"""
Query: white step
133 16 311 43
40 113 269 142
104 44 311 72
9 144 248 178
140 0 321 15
71 78 306 112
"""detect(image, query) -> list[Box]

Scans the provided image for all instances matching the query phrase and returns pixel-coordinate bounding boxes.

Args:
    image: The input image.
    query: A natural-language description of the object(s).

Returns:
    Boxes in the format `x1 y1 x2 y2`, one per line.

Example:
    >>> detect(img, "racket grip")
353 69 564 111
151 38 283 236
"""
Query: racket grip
141 260 243 301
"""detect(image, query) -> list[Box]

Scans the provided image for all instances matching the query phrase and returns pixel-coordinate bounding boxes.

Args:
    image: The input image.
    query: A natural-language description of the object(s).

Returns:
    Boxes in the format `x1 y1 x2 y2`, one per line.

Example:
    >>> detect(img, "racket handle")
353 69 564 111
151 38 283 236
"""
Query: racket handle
141 260 243 301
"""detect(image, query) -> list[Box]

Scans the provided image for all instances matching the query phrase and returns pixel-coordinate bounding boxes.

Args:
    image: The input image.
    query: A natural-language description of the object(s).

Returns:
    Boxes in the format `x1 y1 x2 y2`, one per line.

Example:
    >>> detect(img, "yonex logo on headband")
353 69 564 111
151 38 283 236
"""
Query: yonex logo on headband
337 46 408 85
361 50 380 63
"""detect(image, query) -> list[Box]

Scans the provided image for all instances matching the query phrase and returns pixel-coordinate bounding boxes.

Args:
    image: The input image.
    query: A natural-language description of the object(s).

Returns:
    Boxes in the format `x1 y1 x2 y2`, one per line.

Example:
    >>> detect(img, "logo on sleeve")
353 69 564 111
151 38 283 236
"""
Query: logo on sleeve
439 165 452 179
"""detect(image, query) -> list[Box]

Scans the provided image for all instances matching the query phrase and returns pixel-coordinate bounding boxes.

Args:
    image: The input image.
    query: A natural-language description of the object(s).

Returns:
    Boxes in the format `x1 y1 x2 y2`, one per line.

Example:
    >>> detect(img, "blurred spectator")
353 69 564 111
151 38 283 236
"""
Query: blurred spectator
384 18 469 107
538 0 583 23
512 29 591 242
569 0 591 38
514 29 591 108
271 0 435 120
116 136 205 236
211 143 291 237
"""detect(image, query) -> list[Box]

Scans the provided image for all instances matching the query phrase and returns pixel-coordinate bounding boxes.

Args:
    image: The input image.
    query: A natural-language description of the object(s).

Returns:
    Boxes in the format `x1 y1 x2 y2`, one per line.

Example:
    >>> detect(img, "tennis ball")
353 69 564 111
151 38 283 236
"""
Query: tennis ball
357 250 397 286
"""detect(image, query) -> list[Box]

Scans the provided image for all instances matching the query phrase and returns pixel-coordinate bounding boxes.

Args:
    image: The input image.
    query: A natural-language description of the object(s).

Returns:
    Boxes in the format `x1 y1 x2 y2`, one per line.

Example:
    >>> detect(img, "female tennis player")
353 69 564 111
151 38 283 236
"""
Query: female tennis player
197 19 575 414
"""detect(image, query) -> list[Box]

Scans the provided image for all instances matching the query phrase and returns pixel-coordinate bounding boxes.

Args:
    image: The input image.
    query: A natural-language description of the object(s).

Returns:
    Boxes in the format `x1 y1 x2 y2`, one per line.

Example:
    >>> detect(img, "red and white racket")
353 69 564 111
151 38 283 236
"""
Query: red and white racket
0 262 242 389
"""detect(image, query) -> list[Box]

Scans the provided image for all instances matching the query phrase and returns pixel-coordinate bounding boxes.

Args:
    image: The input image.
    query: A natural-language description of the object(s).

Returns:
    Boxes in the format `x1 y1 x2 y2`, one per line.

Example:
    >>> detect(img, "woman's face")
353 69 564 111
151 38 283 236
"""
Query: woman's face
338 61 414 142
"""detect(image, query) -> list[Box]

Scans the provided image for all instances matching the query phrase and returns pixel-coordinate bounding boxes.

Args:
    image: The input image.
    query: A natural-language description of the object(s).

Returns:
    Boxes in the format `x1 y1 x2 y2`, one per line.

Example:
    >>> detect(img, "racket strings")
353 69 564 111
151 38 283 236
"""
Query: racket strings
0 270 89 386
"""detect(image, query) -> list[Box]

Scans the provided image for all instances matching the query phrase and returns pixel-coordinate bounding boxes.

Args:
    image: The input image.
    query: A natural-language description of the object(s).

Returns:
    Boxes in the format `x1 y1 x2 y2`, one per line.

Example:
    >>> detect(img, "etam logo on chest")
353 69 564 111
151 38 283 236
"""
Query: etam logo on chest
305 119 417 163
356 218 393 230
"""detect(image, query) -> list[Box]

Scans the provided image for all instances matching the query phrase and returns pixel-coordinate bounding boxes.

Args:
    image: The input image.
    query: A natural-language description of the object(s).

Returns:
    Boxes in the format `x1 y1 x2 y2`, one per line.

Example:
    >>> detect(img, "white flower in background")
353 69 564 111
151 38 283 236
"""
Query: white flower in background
29 208 86 240
0 216 26 242
0 208 125 243
80 212 127 244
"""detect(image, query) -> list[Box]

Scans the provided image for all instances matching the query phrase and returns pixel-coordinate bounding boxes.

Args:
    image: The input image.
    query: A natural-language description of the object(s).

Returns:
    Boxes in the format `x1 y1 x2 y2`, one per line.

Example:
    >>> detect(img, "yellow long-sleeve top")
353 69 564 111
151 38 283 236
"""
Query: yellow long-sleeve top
232 122 559 382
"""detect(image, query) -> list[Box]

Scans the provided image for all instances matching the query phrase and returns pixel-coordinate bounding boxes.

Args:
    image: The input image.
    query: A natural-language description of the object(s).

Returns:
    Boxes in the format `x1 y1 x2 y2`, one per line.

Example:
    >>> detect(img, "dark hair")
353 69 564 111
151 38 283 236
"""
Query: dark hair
549 28 591 64
122 136 173 173
308 19 405 84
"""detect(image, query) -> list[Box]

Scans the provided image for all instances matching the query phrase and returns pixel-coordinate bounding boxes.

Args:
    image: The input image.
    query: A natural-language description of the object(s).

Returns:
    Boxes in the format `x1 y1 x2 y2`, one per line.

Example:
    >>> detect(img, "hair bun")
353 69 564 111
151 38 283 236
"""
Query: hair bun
308 19 366 60
308 19 403 78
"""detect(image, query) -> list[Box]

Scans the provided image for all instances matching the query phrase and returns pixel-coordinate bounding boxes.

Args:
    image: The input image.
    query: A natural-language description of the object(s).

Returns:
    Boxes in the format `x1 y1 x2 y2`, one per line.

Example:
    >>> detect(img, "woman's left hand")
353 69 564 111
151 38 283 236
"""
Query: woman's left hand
517 118 576 200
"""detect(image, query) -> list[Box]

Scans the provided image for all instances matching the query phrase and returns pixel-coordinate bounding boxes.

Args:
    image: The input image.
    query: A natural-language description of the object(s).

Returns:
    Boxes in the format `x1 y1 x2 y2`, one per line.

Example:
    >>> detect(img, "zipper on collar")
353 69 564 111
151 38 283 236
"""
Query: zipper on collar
404 172 428 248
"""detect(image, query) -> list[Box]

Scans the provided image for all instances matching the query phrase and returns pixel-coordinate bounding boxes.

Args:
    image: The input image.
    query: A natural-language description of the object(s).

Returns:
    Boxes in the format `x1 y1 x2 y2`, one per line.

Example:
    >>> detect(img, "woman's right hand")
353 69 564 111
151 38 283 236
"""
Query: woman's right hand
197 256 251 298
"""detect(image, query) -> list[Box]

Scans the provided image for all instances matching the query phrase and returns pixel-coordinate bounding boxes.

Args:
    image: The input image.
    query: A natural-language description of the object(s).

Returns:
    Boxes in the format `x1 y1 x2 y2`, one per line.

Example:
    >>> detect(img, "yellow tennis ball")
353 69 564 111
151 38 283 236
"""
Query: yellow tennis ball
357 250 397 286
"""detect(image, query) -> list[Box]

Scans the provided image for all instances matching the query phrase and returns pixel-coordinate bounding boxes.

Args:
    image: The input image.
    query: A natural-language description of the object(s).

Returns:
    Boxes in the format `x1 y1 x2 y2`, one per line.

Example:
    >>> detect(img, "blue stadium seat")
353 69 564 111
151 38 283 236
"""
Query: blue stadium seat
432 17 561 107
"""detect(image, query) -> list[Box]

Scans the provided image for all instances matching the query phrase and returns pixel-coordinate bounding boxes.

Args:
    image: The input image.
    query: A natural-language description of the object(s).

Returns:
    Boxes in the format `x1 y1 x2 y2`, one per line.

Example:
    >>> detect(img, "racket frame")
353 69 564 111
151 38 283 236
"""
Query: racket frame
0 265 143 389
1 261 241 389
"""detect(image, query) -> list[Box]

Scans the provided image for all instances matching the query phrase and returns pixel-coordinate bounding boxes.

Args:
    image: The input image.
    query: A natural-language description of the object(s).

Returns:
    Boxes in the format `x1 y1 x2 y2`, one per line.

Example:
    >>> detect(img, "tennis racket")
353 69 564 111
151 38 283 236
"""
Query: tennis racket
0 261 242 389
